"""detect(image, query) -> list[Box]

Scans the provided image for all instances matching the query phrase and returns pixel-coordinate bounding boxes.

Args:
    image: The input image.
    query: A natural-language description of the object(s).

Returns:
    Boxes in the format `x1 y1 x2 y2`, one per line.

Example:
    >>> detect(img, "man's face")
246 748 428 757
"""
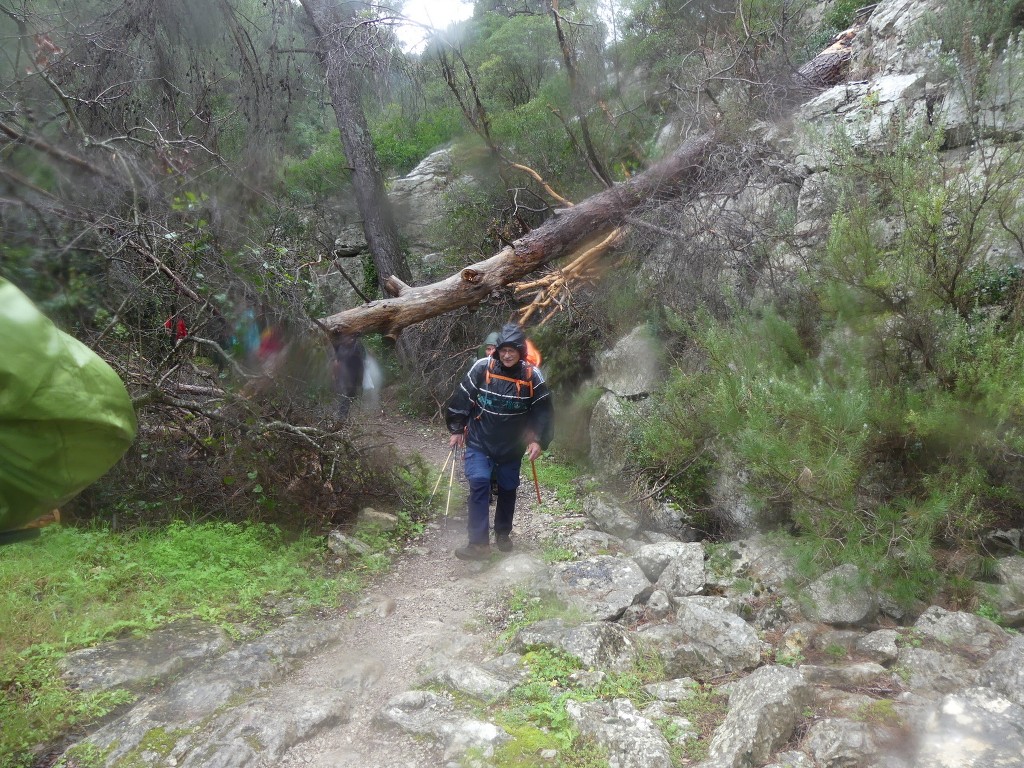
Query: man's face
497 346 521 366
486 344 496 356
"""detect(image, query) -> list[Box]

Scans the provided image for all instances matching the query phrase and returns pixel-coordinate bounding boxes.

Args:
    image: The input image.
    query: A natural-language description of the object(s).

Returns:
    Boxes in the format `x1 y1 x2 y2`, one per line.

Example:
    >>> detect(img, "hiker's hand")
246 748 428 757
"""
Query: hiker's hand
526 441 542 461
449 432 465 449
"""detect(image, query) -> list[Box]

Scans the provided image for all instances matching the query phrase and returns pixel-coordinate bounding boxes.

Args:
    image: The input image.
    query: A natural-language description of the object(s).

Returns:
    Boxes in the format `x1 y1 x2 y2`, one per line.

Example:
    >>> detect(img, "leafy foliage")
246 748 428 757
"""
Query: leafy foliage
370 103 463 174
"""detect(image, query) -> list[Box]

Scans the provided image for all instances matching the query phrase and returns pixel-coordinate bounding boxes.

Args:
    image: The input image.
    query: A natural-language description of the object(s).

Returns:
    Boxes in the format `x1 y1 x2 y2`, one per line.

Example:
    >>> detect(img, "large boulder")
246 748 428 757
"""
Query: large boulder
707 453 765 536
388 149 455 252
509 619 639 674
703 665 812 768
912 606 1008 658
59 620 229 693
583 493 641 539
589 391 653 475
632 541 705 582
549 556 651 621
654 544 707 600
566 698 672 768
594 325 663 397
912 687 1024 767
980 635 1024 708
637 599 763 679
802 563 878 626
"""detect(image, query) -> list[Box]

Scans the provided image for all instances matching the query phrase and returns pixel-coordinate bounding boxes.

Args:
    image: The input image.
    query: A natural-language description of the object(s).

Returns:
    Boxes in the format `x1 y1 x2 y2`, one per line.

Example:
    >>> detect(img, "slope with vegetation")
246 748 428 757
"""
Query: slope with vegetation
1 0 1024 763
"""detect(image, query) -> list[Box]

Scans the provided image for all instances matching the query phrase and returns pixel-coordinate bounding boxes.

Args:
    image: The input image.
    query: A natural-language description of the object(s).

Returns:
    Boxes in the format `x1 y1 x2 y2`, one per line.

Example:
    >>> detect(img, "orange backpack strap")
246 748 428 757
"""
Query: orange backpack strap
483 359 534 397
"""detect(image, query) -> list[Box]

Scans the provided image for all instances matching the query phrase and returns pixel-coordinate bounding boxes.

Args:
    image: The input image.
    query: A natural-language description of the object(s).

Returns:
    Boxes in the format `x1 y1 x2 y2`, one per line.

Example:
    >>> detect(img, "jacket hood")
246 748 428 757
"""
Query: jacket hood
492 323 527 358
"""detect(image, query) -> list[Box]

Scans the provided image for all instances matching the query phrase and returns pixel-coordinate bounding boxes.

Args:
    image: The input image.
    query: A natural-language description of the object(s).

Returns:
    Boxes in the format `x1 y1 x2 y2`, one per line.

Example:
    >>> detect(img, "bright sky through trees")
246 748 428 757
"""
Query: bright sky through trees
395 0 474 51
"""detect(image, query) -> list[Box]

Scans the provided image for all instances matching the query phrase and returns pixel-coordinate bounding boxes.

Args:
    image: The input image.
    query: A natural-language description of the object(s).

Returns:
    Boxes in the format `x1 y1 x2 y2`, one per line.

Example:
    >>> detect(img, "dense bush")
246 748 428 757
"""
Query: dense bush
635 120 1024 605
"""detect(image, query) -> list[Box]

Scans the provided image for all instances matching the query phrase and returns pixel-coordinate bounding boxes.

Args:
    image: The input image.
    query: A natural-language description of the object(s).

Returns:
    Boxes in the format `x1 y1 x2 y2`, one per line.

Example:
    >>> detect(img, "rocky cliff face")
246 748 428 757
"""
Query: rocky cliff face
640 0 1024 320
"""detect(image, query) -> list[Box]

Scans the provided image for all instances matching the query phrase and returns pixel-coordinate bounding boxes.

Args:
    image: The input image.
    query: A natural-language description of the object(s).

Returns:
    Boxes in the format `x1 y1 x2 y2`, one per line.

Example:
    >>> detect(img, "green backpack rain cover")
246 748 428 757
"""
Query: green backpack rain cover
0 278 137 532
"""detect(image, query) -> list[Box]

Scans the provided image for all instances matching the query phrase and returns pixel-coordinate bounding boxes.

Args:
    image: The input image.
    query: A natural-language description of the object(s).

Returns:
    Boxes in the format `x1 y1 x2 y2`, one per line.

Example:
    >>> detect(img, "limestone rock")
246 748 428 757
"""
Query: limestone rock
803 717 879 768
357 507 399 532
633 541 704 582
637 599 763 679
594 325 662 397
803 563 878 626
567 698 672 768
59 620 229 693
582 493 641 540
980 635 1024 708
510 619 638 673
912 687 1024 767
550 556 651 621
704 665 812 768
896 647 979 695
654 545 707 600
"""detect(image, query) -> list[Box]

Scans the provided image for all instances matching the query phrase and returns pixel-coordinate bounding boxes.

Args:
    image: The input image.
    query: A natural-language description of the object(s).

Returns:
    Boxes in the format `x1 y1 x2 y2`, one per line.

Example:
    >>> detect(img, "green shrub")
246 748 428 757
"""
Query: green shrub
641 123 1024 604
370 104 462 174
917 0 1024 55
281 131 348 206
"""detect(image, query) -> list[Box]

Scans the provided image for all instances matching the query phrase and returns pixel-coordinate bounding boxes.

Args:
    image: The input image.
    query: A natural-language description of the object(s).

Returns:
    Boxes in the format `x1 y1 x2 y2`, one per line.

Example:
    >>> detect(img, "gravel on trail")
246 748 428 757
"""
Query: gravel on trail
277 411 579 767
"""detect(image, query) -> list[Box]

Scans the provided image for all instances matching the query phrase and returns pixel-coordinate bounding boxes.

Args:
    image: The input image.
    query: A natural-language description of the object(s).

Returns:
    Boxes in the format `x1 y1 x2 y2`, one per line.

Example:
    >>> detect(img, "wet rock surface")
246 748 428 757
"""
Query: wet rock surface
55 408 1024 768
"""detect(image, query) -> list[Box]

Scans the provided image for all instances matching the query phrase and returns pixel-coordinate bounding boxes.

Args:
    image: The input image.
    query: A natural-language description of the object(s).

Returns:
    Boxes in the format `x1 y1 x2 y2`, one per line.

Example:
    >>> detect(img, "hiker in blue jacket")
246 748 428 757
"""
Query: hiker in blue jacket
446 323 553 560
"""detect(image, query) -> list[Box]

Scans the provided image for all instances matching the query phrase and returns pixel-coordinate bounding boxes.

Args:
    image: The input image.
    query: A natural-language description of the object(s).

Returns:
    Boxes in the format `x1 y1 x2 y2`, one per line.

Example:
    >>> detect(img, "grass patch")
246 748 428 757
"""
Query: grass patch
670 684 729 763
534 453 591 514
853 698 901 726
483 645 673 767
540 538 576 563
0 521 341 768
497 589 587 649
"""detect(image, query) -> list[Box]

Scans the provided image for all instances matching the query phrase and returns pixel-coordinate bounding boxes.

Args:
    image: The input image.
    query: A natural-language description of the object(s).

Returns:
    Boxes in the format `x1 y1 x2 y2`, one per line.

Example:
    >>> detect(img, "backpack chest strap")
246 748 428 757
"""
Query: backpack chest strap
484 361 534 397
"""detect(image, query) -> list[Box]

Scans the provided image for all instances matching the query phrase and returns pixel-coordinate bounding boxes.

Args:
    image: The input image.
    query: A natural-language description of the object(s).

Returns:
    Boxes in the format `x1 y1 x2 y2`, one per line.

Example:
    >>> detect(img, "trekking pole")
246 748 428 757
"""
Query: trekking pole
428 446 455 506
531 459 542 505
444 446 459 517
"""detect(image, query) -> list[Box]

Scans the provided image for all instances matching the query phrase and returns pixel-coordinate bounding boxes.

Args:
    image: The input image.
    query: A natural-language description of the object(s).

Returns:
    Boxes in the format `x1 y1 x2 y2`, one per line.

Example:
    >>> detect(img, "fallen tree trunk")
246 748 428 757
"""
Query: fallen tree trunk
319 130 718 338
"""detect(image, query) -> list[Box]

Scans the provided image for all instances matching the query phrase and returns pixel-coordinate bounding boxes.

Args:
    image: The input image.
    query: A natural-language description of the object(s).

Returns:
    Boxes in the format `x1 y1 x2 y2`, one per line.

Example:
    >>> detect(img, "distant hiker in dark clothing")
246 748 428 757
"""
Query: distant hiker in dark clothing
332 334 366 419
481 330 499 359
446 323 554 560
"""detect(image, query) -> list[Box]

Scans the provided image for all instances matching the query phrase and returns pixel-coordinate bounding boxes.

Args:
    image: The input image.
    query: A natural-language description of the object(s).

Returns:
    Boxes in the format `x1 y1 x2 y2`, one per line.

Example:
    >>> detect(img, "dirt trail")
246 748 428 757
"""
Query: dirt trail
277 411 567 767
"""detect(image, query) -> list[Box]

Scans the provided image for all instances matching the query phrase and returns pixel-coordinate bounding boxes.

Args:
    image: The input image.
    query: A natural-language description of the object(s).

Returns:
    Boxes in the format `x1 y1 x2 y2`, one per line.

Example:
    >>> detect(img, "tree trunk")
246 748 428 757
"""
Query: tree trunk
319 130 718 338
298 0 412 293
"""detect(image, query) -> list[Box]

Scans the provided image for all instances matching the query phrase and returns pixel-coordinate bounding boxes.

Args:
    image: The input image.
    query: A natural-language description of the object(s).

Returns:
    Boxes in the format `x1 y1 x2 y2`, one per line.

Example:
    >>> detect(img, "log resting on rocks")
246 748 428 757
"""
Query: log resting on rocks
318 130 717 338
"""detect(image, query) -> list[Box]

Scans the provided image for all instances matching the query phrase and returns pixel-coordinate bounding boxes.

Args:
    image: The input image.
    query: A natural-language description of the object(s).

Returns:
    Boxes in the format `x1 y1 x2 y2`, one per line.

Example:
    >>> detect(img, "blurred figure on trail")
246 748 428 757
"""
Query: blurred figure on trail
239 306 261 365
257 322 287 379
332 334 366 420
163 309 188 345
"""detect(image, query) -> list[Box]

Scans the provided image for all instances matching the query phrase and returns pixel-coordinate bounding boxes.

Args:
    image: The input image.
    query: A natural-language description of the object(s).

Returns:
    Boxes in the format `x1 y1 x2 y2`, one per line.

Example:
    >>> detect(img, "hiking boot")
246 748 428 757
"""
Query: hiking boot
454 543 491 561
495 534 513 552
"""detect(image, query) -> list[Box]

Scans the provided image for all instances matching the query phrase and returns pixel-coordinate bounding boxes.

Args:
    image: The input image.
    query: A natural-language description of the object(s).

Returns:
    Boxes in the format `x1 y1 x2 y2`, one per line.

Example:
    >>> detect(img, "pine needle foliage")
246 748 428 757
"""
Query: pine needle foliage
637 116 1024 605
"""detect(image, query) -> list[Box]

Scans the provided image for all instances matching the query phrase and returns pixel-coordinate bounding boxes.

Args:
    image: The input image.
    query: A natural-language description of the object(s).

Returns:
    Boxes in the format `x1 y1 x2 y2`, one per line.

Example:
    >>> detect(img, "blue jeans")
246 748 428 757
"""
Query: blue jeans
464 447 521 545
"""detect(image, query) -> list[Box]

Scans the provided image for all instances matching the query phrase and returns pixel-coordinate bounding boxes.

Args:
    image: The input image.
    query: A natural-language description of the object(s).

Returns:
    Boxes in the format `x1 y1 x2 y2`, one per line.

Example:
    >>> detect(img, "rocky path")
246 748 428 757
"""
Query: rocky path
277 417 564 768
57 411 1024 768
58 411 578 768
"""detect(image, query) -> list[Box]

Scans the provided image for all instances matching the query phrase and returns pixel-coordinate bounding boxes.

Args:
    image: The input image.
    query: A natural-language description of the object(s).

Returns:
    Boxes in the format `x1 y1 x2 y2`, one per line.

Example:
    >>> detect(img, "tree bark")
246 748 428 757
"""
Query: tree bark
298 0 412 293
319 130 718 338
